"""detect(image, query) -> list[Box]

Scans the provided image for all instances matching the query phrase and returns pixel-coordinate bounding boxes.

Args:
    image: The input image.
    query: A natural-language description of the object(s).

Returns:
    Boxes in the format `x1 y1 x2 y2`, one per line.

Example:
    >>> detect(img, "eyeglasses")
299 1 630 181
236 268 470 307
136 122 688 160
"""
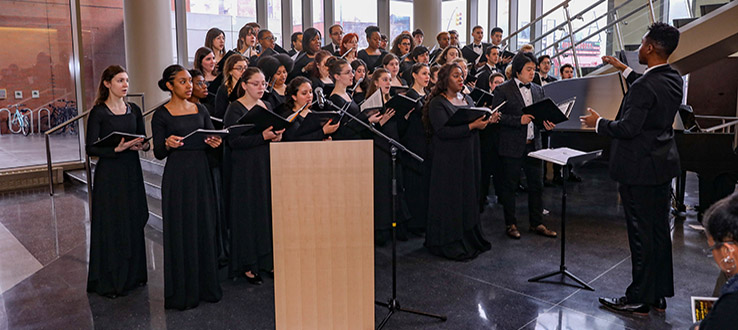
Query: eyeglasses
400 42 411 47
331 31 344 36
704 241 736 256
247 81 268 88
261 37 276 42
233 66 247 72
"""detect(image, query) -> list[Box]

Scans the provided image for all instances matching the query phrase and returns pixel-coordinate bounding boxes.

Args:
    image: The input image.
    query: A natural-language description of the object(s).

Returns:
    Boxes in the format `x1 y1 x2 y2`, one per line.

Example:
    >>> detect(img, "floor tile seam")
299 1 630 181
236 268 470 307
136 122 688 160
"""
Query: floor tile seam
2 240 87 294
0 222 44 294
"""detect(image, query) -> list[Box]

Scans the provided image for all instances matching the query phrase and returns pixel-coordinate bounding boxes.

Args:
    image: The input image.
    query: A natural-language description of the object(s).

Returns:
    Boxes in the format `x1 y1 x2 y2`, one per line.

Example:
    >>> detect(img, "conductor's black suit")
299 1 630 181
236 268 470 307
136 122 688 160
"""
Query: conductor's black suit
596 64 682 304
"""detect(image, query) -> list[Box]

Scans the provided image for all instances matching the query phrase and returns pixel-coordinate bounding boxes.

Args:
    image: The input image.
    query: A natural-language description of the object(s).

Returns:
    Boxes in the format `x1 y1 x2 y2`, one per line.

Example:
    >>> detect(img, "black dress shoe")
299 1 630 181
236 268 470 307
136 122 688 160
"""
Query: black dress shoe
651 297 666 312
245 273 263 285
598 296 650 316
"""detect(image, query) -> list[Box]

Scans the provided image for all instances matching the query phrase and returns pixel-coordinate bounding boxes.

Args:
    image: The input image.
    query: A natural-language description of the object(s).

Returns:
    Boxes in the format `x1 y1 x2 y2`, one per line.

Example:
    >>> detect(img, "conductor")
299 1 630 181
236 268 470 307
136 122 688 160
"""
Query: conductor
580 22 683 316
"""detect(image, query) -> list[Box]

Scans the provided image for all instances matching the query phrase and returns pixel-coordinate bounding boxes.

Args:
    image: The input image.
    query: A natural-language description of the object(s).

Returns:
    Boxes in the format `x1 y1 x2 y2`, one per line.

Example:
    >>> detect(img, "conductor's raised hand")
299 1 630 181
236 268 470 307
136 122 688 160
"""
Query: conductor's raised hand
379 108 395 126
579 107 600 128
322 119 340 135
262 126 279 141
521 114 535 125
205 136 222 148
601 55 627 72
115 137 144 153
165 135 184 149
543 120 556 131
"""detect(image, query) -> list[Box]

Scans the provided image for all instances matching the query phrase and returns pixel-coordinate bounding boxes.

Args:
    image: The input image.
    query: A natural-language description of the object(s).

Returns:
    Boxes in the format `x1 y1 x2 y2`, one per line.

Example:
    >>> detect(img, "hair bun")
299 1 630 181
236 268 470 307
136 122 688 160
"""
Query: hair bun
157 79 169 92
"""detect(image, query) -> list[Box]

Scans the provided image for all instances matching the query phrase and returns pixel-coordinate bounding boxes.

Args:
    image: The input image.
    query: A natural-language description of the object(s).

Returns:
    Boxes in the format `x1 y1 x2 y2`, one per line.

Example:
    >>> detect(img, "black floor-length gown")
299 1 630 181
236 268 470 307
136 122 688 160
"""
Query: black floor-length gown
86 103 148 297
400 89 431 234
425 95 491 260
223 101 275 277
152 104 222 310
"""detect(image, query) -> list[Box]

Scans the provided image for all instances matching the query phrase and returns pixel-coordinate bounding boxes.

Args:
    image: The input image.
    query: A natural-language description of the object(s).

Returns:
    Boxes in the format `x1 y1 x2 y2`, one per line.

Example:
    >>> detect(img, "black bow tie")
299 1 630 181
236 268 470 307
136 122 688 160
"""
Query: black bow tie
473 44 482 49
519 83 531 89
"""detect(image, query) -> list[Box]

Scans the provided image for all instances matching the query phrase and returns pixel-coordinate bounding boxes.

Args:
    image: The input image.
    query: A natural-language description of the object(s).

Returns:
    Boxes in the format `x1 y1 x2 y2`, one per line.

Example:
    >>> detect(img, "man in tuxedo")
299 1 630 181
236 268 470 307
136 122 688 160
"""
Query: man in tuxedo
475 46 502 92
536 55 557 85
412 29 424 47
288 32 302 58
490 52 558 239
581 22 682 316
429 32 450 63
449 30 459 47
462 26 491 76
322 24 343 56
490 27 512 68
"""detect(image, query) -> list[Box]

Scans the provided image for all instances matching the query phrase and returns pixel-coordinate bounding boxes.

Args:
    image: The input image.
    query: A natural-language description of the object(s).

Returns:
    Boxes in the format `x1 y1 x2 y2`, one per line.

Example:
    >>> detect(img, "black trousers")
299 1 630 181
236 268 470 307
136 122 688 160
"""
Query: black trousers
619 182 674 304
499 144 544 227
480 134 502 206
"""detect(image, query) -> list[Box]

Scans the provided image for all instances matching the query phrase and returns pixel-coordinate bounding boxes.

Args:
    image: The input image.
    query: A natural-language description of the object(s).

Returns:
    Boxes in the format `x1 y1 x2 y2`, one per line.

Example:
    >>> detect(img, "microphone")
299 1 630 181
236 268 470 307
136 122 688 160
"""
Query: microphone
315 87 325 109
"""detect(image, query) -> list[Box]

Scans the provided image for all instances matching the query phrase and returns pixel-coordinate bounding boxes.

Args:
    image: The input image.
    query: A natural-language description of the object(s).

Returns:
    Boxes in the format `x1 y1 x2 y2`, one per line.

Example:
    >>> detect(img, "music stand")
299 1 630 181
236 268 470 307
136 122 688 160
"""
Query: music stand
527 148 602 291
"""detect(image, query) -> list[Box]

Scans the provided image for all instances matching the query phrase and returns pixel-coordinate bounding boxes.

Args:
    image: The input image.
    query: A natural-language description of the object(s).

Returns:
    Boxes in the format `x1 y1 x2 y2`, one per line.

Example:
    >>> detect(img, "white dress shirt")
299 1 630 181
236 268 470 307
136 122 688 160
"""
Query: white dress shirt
514 78 535 140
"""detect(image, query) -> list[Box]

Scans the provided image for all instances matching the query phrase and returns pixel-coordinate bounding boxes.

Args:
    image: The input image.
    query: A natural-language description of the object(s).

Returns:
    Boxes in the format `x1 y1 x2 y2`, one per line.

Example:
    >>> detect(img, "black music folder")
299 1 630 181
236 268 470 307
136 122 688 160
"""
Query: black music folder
389 85 410 96
522 98 570 126
92 132 150 148
384 93 421 117
181 129 229 149
470 88 494 107
237 104 293 131
295 111 342 136
226 123 257 136
445 107 495 127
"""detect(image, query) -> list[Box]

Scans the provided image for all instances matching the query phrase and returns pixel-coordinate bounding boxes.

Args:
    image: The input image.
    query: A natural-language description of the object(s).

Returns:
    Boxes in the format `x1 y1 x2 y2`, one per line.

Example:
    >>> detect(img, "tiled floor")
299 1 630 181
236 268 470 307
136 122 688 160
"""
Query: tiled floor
0 162 719 329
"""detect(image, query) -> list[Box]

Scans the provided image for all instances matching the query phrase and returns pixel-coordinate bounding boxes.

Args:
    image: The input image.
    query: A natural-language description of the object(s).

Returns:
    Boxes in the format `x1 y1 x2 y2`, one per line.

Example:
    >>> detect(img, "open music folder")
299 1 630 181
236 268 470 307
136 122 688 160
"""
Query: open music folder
92 132 150 148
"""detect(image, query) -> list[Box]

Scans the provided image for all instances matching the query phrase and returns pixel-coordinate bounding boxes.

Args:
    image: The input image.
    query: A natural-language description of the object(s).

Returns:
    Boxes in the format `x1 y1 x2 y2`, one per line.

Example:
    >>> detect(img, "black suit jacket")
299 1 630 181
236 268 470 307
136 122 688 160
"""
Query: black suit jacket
461 43 490 65
597 64 682 185
322 43 341 56
474 65 502 92
491 79 546 158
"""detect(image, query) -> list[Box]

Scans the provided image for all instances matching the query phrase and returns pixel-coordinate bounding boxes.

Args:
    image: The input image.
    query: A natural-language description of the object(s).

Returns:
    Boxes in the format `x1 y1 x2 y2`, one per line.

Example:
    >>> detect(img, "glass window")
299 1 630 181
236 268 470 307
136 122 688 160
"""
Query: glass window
293 0 303 32
668 0 692 22
313 0 324 33
267 0 283 48
185 0 257 64
0 0 82 169
334 0 377 48
390 0 413 42
496 0 510 43
478 0 489 42
442 0 467 45
517 0 531 49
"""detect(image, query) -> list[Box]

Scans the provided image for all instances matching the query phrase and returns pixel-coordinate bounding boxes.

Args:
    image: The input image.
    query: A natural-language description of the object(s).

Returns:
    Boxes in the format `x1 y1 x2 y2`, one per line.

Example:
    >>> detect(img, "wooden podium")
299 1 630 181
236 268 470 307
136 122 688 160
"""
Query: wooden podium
270 140 375 330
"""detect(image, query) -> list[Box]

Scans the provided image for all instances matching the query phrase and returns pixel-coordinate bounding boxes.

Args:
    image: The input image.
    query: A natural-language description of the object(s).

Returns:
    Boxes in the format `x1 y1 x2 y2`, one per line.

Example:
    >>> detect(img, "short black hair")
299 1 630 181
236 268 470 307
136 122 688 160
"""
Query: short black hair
485 45 499 57
490 27 503 35
645 22 680 56
257 29 271 41
472 26 483 33
559 63 574 75
291 32 302 44
411 45 429 60
449 30 458 35
704 192 738 242
365 26 380 40
537 55 551 64
412 29 424 37
511 52 537 78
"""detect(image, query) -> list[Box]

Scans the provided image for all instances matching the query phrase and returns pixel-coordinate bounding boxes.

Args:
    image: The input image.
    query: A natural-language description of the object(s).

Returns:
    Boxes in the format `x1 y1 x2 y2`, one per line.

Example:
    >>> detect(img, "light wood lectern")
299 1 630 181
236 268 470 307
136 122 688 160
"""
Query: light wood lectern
270 140 375 330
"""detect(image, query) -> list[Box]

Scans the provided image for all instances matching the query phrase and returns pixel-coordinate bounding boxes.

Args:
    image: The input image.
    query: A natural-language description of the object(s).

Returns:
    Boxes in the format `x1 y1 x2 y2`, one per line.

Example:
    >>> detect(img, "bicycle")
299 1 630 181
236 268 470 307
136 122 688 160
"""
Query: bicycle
8 104 31 136
49 99 78 135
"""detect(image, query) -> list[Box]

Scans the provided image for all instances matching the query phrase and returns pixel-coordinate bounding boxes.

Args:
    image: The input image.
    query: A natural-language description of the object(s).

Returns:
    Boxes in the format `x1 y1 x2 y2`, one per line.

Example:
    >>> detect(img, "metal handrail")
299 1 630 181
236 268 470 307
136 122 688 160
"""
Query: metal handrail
530 0 608 48
500 0 571 47
46 93 145 195
549 2 650 61
703 119 738 133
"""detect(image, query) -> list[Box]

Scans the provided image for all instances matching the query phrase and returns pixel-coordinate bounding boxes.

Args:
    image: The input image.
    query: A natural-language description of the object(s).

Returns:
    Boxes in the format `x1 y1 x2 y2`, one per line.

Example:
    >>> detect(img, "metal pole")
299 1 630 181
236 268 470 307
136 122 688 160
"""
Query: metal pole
647 0 656 23
612 11 625 53
563 4 582 78
46 134 54 195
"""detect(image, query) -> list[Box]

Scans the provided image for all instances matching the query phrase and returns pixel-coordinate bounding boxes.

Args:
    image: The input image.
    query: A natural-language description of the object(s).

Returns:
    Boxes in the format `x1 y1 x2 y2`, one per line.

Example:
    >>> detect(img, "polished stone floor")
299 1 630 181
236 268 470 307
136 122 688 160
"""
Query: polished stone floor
0 161 719 329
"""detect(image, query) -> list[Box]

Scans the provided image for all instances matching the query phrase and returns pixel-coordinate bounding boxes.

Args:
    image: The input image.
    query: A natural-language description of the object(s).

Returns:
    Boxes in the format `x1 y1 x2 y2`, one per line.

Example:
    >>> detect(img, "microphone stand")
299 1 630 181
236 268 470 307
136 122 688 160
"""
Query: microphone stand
319 97 446 329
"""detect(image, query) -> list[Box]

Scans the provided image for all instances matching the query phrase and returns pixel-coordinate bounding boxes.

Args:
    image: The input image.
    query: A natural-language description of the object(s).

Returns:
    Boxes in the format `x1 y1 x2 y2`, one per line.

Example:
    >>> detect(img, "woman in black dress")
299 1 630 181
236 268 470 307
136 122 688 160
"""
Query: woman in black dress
151 65 223 310
188 69 215 115
357 26 387 73
258 54 293 110
306 50 334 97
213 54 248 119
401 63 431 235
223 67 285 284
423 63 498 261
349 59 368 104
86 65 149 299
329 59 381 141
288 27 322 81
280 76 340 141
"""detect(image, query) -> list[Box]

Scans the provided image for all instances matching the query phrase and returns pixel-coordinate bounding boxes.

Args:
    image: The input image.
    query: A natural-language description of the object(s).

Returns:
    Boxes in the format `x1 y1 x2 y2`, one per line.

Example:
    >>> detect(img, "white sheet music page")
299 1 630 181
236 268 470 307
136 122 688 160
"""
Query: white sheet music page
528 147 586 165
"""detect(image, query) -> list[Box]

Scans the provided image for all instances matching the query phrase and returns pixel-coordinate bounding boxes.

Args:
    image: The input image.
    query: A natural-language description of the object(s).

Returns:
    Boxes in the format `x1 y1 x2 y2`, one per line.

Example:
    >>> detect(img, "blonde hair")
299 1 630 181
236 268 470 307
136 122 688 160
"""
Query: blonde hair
505 64 513 80
520 44 534 53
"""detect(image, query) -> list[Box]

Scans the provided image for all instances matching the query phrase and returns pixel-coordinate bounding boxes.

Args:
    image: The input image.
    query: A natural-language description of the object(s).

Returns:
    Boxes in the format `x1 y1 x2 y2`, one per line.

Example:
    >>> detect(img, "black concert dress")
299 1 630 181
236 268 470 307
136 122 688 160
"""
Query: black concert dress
400 89 431 234
152 104 223 310
85 103 148 297
424 95 491 260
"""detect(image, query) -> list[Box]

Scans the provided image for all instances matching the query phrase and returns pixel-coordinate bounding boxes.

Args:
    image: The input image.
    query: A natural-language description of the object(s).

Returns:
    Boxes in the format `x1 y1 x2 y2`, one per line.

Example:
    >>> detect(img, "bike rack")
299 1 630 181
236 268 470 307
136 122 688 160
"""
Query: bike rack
25 108 34 135
37 108 51 134
0 108 9 136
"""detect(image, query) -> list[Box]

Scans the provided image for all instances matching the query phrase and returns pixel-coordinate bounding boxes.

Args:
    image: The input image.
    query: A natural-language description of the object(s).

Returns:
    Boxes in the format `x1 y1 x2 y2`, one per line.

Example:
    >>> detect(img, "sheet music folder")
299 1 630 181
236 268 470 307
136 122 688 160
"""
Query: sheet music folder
522 98 571 126
445 101 506 127
181 129 229 149
92 132 150 148
528 148 602 166
237 104 293 131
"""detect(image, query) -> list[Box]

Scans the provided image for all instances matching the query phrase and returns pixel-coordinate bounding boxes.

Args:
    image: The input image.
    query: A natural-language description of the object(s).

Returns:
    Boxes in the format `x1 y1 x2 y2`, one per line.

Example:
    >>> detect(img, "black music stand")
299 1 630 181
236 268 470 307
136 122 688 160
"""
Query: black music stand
527 148 602 291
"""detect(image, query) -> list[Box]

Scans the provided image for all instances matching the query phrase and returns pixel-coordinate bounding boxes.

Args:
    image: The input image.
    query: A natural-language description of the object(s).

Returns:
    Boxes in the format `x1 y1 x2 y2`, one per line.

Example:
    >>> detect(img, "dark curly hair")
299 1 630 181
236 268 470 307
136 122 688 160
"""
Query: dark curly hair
704 192 738 243
284 76 311 111
645 22 680 56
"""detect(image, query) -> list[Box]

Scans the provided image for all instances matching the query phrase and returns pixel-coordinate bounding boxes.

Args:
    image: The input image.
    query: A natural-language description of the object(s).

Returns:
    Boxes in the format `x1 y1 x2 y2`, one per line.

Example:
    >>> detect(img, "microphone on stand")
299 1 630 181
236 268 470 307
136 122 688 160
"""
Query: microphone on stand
315 87 325 109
